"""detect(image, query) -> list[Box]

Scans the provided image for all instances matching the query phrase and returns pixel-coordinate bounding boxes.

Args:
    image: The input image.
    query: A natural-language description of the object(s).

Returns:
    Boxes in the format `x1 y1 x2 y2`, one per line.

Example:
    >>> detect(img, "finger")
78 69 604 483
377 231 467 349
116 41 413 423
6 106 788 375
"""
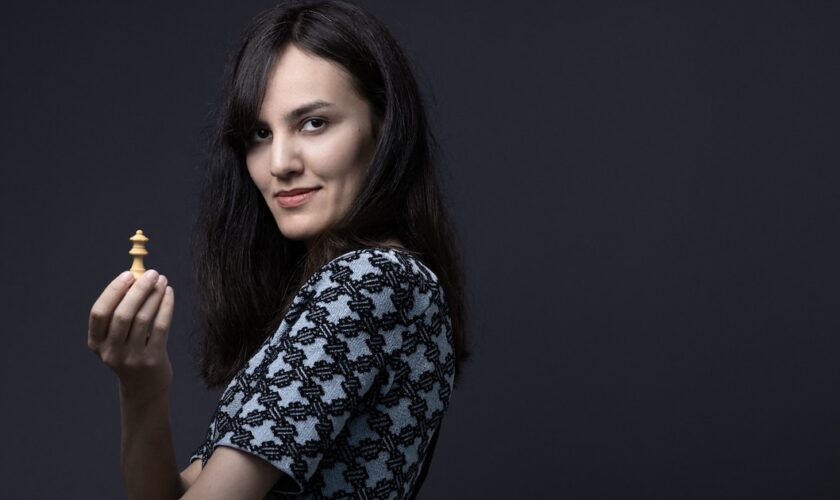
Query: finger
89 271 135 344
127 274 168 350
107 269 161 345
148 285 175 351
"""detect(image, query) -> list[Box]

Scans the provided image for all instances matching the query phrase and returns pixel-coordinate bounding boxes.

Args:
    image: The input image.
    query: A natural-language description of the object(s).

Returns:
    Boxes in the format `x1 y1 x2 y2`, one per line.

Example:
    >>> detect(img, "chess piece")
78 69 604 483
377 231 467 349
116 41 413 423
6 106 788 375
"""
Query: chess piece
129 230 149 279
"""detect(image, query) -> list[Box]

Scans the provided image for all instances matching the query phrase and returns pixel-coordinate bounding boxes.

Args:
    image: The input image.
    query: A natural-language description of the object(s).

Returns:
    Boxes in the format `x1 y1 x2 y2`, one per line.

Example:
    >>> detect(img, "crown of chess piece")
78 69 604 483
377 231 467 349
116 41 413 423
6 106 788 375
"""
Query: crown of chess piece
129 230 149 279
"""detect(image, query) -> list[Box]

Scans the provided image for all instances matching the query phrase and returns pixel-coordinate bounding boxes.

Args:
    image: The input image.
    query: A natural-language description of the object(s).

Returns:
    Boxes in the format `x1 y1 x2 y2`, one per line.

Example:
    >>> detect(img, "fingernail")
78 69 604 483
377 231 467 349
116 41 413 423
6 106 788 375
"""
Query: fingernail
119 271 134 283
144 269 159 281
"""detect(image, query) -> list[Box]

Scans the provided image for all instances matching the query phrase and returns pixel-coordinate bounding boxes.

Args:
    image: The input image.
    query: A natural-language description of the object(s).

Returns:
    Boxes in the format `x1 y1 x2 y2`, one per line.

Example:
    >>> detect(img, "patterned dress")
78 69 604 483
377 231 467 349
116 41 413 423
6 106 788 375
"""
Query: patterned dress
189 247 455 499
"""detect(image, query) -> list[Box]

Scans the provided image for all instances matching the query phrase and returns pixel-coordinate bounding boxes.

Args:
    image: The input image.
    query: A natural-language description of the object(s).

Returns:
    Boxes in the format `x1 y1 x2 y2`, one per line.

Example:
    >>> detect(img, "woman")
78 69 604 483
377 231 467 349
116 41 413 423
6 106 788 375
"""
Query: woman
86 1 468 498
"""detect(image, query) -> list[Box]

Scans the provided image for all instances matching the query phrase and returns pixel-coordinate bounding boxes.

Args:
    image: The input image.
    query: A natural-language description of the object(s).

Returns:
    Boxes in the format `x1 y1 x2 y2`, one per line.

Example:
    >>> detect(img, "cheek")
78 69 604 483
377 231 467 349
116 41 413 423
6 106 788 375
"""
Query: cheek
245 155 269 192
315 130 374 179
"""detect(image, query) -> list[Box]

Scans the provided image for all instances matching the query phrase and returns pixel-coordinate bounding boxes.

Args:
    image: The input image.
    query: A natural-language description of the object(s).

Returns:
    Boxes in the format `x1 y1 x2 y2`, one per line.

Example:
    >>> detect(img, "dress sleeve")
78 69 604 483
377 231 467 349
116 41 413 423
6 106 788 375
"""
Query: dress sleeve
207 250 410 494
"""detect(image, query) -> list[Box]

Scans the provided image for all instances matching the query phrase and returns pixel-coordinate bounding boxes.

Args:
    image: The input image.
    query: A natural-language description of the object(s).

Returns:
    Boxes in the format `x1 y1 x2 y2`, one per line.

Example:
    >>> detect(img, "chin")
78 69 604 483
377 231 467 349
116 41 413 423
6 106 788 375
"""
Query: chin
277 221 322 242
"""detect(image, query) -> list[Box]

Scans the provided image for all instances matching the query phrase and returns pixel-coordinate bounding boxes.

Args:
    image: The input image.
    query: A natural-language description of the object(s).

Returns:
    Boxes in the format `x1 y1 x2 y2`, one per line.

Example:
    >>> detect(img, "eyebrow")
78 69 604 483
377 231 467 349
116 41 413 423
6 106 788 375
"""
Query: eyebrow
283 100 335 123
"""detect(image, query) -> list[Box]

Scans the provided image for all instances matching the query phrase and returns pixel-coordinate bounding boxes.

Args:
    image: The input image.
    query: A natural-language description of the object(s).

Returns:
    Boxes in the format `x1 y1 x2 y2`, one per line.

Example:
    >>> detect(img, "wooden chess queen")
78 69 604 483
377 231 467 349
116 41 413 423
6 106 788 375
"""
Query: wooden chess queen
129 230 149 279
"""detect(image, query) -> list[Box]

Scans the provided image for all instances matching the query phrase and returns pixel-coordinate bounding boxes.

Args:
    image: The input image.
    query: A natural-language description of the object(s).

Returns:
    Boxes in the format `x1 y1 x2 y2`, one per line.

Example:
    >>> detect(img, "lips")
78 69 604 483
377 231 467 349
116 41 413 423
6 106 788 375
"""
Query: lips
274 187 320 208
276 187 320 196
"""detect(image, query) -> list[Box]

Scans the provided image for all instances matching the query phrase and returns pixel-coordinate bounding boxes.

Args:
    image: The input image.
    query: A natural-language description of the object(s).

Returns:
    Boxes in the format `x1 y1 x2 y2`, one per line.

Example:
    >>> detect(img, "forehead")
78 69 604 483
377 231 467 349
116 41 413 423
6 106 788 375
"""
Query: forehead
262 45 360 107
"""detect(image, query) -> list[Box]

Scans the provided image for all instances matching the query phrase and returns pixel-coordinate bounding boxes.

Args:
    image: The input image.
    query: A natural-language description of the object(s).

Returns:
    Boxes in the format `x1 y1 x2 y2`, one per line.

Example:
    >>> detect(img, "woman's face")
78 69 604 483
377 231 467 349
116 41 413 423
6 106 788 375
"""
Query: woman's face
245 44 378 244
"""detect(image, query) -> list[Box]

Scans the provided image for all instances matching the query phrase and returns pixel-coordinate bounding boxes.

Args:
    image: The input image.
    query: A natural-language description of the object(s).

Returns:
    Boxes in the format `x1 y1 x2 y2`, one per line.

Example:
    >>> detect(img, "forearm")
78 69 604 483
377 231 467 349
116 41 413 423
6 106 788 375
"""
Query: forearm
119 384 183 500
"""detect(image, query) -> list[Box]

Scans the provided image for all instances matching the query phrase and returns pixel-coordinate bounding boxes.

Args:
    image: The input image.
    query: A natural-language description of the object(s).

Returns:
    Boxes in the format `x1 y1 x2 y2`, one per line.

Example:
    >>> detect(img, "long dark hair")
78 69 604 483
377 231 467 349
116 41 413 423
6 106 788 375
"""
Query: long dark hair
191 0 469 389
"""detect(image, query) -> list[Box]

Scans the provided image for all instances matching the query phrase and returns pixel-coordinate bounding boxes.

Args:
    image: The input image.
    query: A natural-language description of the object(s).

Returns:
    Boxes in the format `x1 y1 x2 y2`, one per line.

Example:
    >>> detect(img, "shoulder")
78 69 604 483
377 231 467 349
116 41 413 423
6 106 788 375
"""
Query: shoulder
277 247 445 338
299 247 442 304
317 247 439 284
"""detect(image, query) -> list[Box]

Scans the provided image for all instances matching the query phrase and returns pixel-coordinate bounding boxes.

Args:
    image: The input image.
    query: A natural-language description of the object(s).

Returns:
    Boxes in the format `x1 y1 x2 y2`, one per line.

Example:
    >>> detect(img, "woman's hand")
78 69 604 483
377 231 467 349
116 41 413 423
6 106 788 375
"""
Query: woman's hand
88 269 175 404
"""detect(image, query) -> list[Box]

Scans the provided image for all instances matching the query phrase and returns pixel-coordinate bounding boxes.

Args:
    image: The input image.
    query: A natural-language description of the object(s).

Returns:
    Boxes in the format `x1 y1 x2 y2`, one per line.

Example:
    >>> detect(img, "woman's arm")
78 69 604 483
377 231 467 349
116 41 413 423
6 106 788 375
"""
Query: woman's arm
180 458 203 491
181 447 285 499
87 270 182 499
119 386 182 500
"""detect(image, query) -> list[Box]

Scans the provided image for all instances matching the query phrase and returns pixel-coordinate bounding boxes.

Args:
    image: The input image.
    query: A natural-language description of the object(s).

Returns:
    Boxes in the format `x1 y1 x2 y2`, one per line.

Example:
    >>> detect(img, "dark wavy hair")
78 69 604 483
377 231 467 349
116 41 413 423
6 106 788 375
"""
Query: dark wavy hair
190 0 469 389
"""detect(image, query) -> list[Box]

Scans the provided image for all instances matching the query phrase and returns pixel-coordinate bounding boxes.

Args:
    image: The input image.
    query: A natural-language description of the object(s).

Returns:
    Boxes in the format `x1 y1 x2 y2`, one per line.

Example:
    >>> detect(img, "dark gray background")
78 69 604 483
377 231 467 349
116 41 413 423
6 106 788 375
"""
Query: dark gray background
1 1 838 498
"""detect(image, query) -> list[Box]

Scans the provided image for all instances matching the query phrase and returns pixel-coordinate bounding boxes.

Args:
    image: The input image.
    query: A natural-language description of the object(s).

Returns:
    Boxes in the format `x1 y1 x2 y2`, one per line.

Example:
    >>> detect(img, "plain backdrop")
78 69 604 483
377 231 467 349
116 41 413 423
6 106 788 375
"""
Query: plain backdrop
1 1 839 498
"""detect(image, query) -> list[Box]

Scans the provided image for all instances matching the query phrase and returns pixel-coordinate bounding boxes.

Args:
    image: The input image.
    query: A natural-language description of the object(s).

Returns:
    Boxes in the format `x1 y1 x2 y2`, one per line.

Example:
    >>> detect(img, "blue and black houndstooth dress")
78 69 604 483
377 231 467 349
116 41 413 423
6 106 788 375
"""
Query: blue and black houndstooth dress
189 247 455 499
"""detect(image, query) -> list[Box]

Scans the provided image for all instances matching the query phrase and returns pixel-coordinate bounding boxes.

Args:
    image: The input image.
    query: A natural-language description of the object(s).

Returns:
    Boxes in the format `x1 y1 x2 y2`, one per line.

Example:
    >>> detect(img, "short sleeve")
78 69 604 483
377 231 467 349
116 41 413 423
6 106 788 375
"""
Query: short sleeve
206 249 418 494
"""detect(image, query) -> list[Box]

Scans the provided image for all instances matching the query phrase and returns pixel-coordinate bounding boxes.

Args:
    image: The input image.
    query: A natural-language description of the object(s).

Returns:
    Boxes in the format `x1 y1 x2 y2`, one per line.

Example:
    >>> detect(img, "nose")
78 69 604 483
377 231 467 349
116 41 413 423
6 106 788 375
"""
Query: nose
268 135 303 179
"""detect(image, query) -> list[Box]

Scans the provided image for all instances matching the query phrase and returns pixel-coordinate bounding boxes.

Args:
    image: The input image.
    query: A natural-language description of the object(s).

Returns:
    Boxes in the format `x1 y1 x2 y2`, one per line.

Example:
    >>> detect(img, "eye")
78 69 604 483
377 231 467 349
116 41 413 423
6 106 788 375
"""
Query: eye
249 127 271 144
301 118 327 132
